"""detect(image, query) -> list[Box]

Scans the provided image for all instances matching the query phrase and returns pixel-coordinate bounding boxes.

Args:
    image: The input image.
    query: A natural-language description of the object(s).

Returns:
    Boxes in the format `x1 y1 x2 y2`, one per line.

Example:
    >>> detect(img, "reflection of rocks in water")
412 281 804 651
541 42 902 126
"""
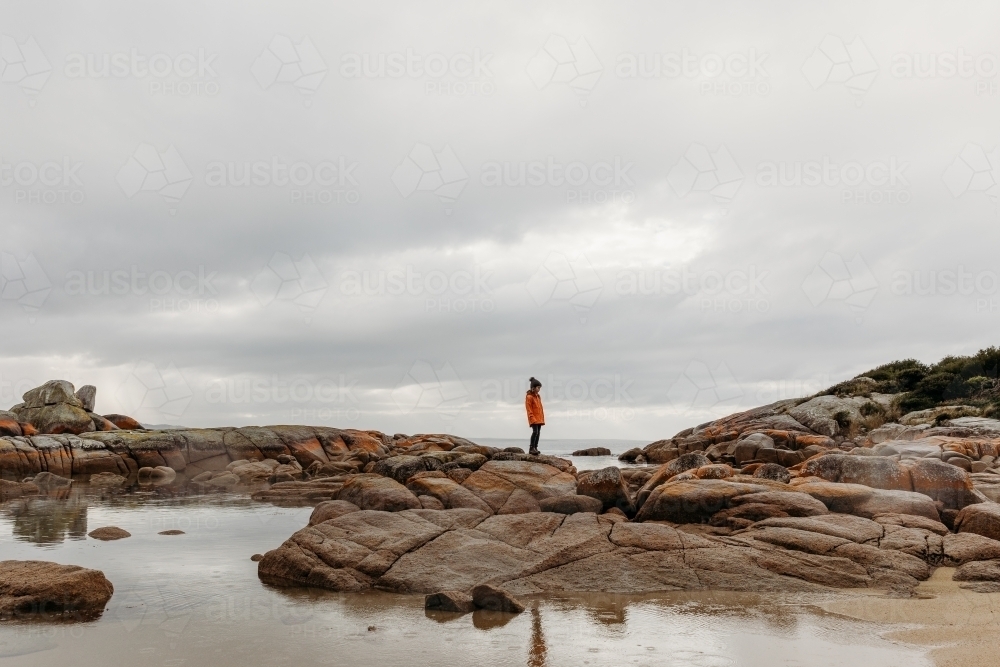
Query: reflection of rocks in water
528 604 547 667
472 608 516 630
3 493 88 544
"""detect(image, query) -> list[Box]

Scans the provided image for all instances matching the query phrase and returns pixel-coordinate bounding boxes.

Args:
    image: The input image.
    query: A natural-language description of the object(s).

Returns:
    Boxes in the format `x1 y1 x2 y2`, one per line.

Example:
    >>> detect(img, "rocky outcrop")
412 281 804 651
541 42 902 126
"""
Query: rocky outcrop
258 506 957 595
0 560 114 620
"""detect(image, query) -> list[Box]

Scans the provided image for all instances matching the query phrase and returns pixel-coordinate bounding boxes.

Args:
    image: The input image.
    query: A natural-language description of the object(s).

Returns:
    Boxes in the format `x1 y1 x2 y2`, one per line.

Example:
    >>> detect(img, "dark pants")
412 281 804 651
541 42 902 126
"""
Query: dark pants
529 424 541 452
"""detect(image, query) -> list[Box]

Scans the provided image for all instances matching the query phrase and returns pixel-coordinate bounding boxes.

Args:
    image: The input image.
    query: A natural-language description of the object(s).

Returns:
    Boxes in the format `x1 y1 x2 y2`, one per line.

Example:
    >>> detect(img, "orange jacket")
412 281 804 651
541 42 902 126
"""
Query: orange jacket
525 392 545 426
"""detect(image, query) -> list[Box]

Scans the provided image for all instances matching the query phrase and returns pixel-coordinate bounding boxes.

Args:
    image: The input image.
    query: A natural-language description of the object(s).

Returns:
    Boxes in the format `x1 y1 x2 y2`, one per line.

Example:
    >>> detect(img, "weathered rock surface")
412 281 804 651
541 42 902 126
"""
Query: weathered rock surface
0 560 114 619
309 500 361 525
258 506 960 596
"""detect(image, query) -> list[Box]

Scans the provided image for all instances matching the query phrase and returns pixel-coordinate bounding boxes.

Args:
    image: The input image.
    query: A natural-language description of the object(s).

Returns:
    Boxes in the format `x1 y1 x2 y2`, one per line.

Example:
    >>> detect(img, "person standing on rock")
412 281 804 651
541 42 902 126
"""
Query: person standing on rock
526 377 545 455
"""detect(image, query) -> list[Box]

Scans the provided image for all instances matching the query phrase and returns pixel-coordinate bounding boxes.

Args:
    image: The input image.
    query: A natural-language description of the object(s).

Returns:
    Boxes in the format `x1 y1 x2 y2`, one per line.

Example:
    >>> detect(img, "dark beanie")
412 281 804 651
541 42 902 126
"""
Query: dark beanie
529 377 541 388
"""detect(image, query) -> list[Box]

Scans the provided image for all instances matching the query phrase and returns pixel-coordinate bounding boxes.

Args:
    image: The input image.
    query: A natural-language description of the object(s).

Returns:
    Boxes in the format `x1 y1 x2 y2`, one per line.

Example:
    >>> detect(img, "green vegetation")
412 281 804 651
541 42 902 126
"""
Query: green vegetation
821 346 1000 418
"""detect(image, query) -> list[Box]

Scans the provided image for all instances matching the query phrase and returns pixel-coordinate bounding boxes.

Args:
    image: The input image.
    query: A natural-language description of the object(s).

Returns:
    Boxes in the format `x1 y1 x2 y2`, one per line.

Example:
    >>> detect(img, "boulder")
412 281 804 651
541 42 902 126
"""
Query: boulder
75 385 97 412
694 464 734 480
372 455 438 483
0 411 22 437
308 500 361 525
753 463 790 483
425 590 475 613
729 491 829 517
942 532 1000 565
954 502 1000 541
733 433 775 464
787 395 867 436
89 472 127 488
460 460 577 514
794 481 940 520
953 559 1000 582
17 403 95 435
20 380 83 409
419 495 445 510
471 584 525 613
634 479 774 523
538 495 604 514
405 475 494 514
577 466 635 514
103 414 143 430
572 447 611 456
906 458 981 510
88 414 119 432
88 526 131 540
337 474 422 512
801 454 912 491
0 560 114 619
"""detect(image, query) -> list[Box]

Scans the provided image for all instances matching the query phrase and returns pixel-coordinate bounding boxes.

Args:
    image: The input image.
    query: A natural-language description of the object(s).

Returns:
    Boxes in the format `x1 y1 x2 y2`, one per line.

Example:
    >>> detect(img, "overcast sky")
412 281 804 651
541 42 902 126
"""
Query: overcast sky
1 1 998 442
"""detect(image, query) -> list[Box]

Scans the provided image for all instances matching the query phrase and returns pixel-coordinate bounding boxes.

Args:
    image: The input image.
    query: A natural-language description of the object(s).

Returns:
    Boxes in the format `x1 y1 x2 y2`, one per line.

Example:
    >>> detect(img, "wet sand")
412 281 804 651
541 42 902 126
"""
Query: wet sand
821 568 1000 667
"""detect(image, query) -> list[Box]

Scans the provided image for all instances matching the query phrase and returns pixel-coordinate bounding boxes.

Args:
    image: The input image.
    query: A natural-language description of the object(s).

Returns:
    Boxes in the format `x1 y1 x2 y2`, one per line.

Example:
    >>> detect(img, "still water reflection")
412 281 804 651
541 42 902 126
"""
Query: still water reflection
0 487 932 667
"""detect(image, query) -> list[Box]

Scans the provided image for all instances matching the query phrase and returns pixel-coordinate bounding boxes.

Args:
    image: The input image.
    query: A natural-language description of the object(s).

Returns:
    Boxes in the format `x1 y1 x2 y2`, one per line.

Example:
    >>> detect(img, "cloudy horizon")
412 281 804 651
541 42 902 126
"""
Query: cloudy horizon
2 1 999 442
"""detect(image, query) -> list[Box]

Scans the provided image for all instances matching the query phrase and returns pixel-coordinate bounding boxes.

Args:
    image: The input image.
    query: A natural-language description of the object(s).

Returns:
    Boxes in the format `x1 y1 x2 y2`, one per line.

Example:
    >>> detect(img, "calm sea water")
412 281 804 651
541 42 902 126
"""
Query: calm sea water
0 487 931 667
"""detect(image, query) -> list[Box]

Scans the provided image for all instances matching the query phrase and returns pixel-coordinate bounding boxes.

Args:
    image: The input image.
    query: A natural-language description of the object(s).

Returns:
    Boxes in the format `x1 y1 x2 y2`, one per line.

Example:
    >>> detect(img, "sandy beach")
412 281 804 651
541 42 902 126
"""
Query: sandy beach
822 568 1000 667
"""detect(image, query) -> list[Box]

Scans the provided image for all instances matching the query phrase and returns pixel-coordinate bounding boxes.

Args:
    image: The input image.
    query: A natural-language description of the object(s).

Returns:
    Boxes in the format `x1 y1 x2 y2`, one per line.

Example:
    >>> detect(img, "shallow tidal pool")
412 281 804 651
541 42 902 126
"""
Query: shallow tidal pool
0 488 932 667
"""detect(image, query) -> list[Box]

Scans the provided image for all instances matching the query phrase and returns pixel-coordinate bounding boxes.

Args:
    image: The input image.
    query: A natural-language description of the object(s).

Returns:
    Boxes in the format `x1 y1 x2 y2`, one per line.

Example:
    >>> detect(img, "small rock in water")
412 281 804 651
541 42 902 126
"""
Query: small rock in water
88 526 131 541
367 625 376 632
425 591 475 613
158 530 185 535
572 447 612 456
471 584 525 613
251 554 264 562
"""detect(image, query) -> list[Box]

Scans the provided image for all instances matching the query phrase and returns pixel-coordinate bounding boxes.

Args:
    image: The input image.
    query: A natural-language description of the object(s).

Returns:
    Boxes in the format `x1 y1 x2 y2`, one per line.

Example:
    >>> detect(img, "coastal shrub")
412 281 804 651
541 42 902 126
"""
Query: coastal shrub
819 346 1000 417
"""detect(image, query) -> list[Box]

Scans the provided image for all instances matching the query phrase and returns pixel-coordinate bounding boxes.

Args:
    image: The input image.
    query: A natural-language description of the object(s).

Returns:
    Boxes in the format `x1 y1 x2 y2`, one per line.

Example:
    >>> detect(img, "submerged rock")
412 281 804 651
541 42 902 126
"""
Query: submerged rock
88 526 131 541
0 560 114 620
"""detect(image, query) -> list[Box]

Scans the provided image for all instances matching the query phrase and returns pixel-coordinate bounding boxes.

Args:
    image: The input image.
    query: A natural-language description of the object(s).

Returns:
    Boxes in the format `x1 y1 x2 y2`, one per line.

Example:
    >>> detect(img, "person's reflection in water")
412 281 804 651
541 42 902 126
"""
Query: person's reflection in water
528 603 547 667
